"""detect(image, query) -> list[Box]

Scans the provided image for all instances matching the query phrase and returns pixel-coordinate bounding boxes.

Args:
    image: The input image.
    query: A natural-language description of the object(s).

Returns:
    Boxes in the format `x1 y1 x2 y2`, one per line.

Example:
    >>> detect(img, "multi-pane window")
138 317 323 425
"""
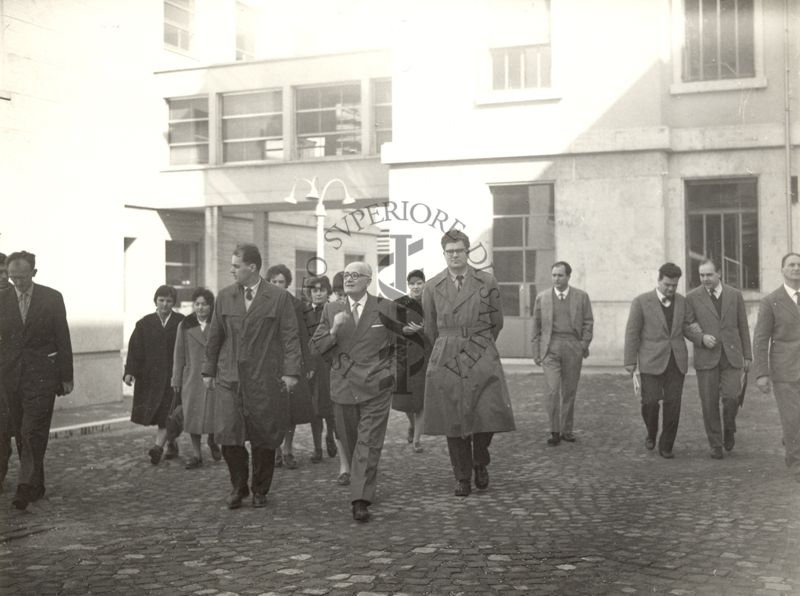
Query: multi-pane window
491 46 551 90
296 84 361 159
166 240 199 304
683 0 755 82
686 178 759 290
491 184 555 317
236 2 257 61
164 0 193 52
373 79 392 151
221 90 283 163
167 96 209 165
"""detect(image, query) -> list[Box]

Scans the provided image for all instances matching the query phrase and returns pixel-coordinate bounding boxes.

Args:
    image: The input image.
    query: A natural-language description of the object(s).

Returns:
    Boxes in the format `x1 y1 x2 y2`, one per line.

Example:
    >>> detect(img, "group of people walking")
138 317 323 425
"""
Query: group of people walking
1 241 799 517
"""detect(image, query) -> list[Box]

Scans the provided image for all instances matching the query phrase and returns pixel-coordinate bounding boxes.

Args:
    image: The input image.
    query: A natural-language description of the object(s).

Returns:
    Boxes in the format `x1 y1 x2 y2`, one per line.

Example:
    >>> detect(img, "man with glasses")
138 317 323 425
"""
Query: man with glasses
423 230 516 497
753 252 800 483
309 261 398 522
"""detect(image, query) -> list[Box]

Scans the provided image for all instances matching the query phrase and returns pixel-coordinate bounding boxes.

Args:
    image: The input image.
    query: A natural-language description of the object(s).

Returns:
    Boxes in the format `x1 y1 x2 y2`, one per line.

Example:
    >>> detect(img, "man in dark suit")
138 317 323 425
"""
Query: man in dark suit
309 261 397 522
753 252 800 483
685 259 751 459
624 263 701 459
0 251 73 510
202 243 301 509
531 261 594 446
0 252 13 492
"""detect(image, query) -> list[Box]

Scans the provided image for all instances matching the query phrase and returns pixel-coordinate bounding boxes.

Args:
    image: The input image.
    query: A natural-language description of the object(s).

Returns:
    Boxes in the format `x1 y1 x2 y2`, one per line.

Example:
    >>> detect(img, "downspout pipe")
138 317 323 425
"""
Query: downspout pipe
784 0 793 251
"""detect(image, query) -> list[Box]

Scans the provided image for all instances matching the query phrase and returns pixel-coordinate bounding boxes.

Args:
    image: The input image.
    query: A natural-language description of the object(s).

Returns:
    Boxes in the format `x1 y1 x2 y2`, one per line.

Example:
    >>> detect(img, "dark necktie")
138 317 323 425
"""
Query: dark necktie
18 292 30 323
558 292 565 301
352 302 360 325
795 291 800 308
455 275 464 292
245 287 253 301
661 297 670 307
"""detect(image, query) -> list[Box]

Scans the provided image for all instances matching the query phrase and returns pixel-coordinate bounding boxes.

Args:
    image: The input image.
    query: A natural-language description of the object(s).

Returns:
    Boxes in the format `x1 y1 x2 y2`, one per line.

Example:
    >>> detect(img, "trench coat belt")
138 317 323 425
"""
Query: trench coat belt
438 326 489 338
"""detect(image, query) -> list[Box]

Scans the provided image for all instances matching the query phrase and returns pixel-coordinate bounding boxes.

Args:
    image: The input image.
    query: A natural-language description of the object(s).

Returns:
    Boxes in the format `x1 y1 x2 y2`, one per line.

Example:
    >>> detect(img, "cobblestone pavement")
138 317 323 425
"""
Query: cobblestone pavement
1 373 799 595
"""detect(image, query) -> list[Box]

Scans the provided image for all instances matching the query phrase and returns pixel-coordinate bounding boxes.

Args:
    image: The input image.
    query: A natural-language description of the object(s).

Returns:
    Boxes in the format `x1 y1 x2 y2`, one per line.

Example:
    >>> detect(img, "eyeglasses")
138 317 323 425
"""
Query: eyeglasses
444 249 466 256
342 272 370 281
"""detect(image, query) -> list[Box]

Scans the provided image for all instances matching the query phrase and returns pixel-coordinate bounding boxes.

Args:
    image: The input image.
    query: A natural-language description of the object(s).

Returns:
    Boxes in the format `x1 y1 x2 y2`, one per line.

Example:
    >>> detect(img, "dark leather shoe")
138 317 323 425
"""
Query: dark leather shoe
336 472 351 486
12 489 29 511
252 492 267 508
658 448 674 459
454 480 471 497
547 432 561 446
723 430 735 452
208 441 222 462
310 449 323 463
645 437 656 450
148 444 163 465
184 456 202 469
326 434 337 457
226 488 249 510
352 500 370 522
474 465 489 490
560 432 576 443
164 441 179 460
710 447 723 460
283 453 297 469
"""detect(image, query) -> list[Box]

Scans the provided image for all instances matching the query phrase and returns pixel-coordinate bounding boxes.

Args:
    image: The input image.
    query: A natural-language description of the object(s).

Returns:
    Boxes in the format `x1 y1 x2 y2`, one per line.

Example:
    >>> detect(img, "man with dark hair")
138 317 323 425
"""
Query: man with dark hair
0 251 73 509
202 243 302 509
423 230 515 497
624 263 701 459
685 258 751 459
266 264 313 470
309 261 398 522
532 261 594 446
753 252 800 483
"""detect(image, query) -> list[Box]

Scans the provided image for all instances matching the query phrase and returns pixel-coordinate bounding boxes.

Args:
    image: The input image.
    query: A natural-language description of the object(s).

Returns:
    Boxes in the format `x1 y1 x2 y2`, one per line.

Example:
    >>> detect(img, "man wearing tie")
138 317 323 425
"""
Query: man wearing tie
309 262 397 522
531 261 594 446
202 243 301 509
0 251 73 510
624 263 701 459
685 259 751 459
753 252 800 483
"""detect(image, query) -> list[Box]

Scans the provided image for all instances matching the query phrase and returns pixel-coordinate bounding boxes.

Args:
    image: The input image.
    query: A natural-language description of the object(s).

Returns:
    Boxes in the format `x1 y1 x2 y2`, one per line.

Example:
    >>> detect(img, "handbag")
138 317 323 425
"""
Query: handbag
165 388 184 440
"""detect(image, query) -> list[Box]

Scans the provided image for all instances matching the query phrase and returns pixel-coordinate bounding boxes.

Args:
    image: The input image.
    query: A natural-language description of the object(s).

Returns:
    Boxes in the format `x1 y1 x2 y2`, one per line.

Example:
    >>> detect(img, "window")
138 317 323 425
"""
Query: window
167 97 209 165
221 90 283 163
683 0 754 82
491 184 555 317
236 2 257 61
686 178 759 290
166 241 199 304
296 84 361 159
491 46 551 90
373 79 392 151
164 0 193 52
295 250 318 296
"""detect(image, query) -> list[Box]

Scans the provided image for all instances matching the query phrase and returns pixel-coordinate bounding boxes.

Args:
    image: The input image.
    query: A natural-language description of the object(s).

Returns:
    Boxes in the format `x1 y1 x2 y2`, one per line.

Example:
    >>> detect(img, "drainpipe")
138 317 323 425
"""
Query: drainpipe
784 0 793 251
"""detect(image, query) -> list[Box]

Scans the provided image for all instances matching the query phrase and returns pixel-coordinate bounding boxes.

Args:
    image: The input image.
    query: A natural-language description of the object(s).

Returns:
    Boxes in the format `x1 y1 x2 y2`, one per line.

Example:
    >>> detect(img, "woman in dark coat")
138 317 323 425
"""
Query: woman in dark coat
392 270 431 452
124 285 185 464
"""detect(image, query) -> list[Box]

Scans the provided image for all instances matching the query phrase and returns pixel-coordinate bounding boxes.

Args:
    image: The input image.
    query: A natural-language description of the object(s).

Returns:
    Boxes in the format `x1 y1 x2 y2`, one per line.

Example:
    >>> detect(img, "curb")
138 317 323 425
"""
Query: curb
49 417 132 439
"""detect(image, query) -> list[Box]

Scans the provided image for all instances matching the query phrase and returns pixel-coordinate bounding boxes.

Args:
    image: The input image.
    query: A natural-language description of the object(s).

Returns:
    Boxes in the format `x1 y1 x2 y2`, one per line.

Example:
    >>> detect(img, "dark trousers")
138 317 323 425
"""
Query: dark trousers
8 383 55 492
696 351 741 450
311 415 336 449
446 432 493 482
0 384 13 486
640 352 684 453
222 444 276 496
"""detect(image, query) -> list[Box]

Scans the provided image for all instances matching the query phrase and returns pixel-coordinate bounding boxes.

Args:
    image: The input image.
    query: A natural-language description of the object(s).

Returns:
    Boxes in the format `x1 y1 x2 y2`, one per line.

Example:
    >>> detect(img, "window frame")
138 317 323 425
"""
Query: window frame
166 95 209 166
684 176 760 292
372 78 392 154
163 0 194 54
670 0 765 95
220 89 284 164
294 82 363 160
165 240 200 304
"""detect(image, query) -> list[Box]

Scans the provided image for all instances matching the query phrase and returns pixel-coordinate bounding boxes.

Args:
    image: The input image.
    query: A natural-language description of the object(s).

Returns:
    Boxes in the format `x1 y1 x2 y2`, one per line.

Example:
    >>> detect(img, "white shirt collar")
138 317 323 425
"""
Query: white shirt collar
348 295 366 310
245 278 262 294
784 284 800 300
14 282 34 300
553 286 570 298
655 288 671 304
707 282 722 296
158 311 172 327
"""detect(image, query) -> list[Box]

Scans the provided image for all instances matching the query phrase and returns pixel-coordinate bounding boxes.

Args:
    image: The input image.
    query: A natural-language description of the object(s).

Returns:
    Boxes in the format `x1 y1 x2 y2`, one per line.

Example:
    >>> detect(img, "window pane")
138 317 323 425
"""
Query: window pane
492 186 528 215
376 130 392 147
737 0 755 76
170 144 208 165
374 80 392 104
701 0 719 79
375 105 392 129
297 112 320 135
525 250 537 283
169 120 208 143
684 0 701 80
223 116 265 140
492 50 505 90
524 46 550 88
164 24 180 48
507 49 522 89
169 97 207 120
296 88 319 110
223 91 281 116
320 87 341 108
493 250 523 282
498 285 520 317
704 213 723 265
165 4 191 28
493 218 523 247
741 211 759 289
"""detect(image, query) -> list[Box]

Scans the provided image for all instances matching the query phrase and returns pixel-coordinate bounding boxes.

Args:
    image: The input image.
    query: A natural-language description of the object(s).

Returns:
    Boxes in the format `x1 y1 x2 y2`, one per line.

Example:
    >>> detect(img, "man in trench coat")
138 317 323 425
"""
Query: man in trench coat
423 230 516 497
202 243 301 509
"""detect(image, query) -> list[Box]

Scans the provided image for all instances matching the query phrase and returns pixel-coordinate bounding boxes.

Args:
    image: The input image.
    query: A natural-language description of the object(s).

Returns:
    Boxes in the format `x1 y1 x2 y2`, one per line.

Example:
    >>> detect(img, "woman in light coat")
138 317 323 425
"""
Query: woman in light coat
171 288 220 469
